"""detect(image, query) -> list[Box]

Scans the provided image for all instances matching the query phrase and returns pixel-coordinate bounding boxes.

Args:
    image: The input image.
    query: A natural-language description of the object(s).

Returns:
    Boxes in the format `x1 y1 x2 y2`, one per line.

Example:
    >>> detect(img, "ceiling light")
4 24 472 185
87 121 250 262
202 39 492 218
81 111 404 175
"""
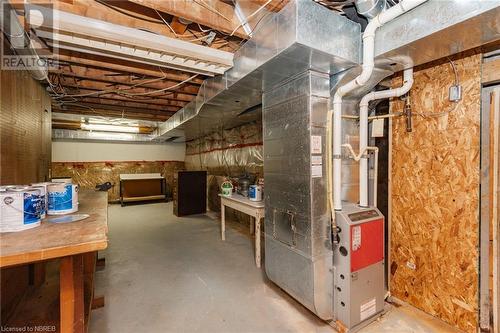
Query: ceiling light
27 4 233 76
87 131 136 141
81 123 140 133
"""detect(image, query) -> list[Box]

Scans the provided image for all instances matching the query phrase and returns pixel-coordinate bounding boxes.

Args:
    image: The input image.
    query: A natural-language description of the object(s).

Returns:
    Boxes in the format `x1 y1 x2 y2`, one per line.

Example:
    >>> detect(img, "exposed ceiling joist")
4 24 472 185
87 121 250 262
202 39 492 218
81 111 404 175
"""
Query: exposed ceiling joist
29 5 234 76
128 0 248 39
52 86 195 103
252 0 289 11
21 0 239 52
67 97 185 110
54 77 199 96
71 95 189 108
53 68 200 93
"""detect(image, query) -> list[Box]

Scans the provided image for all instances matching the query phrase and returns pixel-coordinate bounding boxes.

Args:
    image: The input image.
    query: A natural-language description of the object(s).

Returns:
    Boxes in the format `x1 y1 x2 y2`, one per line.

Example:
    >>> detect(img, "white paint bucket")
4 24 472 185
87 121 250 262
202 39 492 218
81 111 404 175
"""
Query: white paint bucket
31 182 54 219
0 185 16 192
249 185 263 202
0 188 42 233
51 177 72 184
30 185 47 219
47 183 79 215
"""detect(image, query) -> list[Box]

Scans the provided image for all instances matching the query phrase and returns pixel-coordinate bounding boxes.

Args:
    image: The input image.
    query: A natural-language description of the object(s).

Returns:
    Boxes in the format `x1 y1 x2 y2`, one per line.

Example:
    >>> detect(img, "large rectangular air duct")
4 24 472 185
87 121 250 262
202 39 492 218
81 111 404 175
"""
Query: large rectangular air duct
263 70 333 319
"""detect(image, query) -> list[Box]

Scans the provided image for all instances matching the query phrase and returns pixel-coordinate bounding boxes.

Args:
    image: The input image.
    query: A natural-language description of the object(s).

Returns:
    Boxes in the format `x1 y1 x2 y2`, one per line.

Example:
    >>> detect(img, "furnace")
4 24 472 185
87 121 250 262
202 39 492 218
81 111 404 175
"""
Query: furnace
333 204 385 330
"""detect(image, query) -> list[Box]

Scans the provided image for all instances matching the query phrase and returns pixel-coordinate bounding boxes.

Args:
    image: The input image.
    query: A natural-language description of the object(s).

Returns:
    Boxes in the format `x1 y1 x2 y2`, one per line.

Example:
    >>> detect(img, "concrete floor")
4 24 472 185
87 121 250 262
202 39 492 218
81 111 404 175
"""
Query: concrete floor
90 202 462 333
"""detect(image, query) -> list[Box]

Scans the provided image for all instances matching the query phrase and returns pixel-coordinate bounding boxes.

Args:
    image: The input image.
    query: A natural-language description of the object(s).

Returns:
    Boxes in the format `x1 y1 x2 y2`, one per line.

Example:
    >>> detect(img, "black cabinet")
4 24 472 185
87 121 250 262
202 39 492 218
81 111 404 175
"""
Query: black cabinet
173 171 207 217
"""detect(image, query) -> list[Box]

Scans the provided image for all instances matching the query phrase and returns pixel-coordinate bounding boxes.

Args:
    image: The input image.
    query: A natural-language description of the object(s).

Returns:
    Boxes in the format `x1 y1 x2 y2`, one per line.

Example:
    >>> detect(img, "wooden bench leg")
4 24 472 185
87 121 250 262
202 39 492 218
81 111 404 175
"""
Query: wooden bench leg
60 255 84 333
255 217 261 268
221 203 226 241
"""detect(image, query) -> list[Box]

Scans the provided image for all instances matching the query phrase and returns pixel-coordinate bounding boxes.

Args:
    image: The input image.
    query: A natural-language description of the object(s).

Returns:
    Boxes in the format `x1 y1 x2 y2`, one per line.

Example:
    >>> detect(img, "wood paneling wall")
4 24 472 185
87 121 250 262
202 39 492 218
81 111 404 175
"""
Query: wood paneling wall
0 68 52 324
389 52 482 333
1 70 52 184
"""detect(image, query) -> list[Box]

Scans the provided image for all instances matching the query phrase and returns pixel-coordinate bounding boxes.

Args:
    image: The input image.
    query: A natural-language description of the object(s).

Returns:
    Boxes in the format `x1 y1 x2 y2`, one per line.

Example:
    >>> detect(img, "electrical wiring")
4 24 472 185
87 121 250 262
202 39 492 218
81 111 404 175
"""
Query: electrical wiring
53 74 198 99
117 74 199 96
230 0 273 36
54 74 171 99
154 8 213 43
448 57 460 85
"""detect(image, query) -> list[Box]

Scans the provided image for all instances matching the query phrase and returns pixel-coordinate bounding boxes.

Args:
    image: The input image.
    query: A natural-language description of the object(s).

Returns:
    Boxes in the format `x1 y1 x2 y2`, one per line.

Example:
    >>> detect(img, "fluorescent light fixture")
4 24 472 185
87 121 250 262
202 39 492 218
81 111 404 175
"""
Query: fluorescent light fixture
28 5 233 76
87 131 136 141
81 123 140 133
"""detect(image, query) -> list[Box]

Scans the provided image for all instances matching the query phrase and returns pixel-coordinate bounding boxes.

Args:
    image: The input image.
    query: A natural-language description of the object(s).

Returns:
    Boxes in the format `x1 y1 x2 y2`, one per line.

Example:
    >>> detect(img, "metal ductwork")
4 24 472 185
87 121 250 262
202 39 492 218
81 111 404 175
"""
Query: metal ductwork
156 0 361 142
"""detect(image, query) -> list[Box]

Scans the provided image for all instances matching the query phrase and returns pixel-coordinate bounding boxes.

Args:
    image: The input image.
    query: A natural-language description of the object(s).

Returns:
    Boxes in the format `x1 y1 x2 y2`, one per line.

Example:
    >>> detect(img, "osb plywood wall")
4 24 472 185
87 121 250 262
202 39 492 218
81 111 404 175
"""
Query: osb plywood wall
390 52 481 332
0 68 51 323
51 161 185 202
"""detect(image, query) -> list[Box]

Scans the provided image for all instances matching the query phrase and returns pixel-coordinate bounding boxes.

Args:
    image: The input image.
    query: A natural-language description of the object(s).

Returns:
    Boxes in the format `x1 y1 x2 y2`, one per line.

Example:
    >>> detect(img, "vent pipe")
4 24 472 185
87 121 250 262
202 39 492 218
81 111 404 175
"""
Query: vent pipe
358 61 414 207
355 0 387 19
329 0 428 214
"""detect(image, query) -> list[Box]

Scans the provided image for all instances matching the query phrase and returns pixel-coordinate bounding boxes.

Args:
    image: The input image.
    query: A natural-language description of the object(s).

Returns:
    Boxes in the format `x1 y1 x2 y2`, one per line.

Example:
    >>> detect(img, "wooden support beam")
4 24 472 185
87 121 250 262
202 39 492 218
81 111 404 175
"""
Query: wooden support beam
483 58 500 85
56 51 206 84
22 0 238 51
129 0 248 38
251 0 288 11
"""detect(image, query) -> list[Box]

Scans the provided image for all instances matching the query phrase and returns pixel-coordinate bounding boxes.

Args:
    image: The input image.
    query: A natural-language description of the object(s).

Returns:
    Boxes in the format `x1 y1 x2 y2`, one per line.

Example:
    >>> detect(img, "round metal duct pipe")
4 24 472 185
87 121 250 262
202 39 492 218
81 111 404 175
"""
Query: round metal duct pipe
355 0 387 19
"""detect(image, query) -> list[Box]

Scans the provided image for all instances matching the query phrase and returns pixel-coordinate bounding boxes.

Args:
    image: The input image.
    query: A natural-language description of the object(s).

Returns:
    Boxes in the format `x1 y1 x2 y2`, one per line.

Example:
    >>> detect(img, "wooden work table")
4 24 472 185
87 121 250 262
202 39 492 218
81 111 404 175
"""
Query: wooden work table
219 194 264 268
0 190 109 333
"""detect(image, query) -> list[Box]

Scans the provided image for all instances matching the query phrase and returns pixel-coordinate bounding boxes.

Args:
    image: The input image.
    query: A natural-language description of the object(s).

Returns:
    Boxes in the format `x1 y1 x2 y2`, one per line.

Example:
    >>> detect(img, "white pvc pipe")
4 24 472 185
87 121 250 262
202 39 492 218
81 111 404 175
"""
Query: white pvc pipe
341 144 379 207
330 0 427 211
358 67 414 207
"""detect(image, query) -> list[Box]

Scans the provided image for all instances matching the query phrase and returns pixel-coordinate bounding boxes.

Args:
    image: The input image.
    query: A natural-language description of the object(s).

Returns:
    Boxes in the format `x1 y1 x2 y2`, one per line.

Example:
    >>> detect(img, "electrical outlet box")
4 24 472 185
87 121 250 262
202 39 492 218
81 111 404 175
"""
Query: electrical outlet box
449 85 462 102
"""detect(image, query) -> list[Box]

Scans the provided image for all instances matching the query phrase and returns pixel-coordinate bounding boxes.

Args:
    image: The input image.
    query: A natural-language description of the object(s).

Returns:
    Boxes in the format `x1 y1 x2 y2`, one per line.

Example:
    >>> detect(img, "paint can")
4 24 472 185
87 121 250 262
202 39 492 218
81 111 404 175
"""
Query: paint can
249 185 262 202
0 188 42 233
0 185 16 192
31 182 54 219
47 183 79 215
51 177 72 184
30 185 48 219
221 180 233 197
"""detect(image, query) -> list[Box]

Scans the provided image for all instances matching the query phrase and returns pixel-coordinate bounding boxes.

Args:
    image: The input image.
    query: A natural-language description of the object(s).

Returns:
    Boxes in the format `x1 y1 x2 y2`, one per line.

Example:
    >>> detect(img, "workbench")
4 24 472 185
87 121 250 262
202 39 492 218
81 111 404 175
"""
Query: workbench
0 190 109 333
219 194 264 268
